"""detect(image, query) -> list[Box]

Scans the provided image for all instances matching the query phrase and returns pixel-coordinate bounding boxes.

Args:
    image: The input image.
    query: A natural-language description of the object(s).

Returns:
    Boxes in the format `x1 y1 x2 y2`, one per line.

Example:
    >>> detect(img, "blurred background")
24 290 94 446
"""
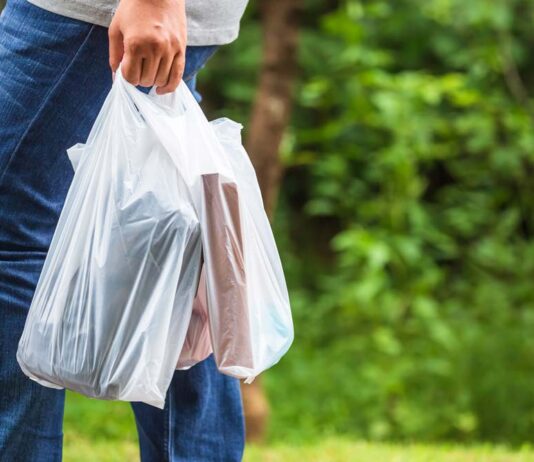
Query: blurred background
200 0 534 458
6 0 534 460
203 0 534 450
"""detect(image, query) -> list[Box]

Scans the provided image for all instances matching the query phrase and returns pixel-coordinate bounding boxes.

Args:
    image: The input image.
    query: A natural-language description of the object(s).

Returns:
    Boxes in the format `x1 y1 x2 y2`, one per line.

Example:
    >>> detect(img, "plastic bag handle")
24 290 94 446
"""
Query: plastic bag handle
114 66 189 117
112 64 236 187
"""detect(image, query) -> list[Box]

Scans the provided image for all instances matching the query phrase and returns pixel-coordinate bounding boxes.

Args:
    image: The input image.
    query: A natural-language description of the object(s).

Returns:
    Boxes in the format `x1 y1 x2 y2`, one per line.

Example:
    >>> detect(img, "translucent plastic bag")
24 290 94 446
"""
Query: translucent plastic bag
201 119 294 381
17 75 202 408
130 80 294 383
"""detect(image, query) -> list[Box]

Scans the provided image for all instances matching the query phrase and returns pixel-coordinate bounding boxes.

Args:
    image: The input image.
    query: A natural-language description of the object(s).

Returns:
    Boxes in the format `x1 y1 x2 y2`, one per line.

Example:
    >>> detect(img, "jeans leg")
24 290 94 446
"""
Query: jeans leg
0 2 111 460
182 45 218 103
131 355 245 462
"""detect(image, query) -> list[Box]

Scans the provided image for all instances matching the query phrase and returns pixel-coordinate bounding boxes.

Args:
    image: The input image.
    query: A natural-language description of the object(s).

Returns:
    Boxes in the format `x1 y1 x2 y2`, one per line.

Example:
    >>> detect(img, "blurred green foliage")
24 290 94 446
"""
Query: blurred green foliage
202 0 534 445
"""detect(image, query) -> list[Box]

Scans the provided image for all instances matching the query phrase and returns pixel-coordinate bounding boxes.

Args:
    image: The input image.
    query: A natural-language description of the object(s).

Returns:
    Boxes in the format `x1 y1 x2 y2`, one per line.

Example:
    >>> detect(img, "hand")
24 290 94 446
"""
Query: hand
108 0 187 94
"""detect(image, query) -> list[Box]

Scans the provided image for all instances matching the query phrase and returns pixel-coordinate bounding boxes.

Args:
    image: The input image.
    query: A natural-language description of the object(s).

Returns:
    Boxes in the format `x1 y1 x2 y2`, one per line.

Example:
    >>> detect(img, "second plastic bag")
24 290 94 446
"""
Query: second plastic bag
135 82 294 383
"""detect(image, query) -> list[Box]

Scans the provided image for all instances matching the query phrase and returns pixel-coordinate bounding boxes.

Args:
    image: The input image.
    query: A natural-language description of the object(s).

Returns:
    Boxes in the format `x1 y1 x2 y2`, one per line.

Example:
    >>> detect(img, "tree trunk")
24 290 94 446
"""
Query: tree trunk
245 0 301 217
241 0 301 442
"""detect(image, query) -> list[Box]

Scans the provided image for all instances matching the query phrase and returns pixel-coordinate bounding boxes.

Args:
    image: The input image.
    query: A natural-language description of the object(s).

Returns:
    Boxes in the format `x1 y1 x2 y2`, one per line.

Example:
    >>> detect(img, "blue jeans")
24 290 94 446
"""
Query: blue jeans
0 1 245 461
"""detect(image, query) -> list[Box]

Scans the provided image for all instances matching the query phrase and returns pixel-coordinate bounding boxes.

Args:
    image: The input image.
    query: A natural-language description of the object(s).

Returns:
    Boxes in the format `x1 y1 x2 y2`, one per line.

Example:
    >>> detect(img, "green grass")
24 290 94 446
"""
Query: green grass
64 392 138 461
245 441 534 462
64 393 534 462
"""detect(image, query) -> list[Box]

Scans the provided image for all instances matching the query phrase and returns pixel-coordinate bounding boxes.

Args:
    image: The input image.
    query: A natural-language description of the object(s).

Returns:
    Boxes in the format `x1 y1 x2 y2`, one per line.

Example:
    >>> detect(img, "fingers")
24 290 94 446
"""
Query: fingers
121 41 142 86
154 55 173 88
140 54 160 87
156 51 185 95
108 25 124 73
110 29 184 91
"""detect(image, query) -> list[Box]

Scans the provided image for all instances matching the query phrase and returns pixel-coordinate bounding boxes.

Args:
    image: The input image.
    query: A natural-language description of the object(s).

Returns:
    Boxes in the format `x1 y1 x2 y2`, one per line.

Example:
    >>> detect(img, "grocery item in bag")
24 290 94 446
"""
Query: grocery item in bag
201 173 254 371
176 266 213 369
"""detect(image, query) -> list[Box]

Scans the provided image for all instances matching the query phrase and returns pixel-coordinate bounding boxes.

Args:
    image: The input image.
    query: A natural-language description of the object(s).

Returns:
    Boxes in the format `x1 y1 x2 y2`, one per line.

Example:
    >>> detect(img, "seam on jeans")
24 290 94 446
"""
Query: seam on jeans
0 24 97 185
164 390 172 462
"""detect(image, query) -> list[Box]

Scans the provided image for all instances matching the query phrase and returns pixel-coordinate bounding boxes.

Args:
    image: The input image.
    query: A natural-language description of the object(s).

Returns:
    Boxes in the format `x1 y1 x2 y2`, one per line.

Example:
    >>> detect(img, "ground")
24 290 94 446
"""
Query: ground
63 393 534 462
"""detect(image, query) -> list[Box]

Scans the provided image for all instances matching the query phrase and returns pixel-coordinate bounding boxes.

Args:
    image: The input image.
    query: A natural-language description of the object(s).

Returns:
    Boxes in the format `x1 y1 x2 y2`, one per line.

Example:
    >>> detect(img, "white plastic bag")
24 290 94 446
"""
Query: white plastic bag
17 75 202 408
17 70 293 406
201 119 294 382
130 80 294 383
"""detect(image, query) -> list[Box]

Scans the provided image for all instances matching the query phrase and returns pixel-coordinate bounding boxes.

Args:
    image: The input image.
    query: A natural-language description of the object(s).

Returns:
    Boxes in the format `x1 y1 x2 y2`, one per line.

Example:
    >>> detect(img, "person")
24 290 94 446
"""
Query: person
0 0 248 460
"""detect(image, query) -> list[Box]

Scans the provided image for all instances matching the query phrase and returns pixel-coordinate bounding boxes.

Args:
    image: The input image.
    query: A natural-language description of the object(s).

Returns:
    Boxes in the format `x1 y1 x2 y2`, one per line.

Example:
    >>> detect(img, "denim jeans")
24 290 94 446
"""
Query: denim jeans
0 1 245 461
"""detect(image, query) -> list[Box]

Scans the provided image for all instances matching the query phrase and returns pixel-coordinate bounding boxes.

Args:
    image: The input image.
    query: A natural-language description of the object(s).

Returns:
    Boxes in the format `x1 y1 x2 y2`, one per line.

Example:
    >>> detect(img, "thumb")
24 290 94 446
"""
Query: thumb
108 25 124 74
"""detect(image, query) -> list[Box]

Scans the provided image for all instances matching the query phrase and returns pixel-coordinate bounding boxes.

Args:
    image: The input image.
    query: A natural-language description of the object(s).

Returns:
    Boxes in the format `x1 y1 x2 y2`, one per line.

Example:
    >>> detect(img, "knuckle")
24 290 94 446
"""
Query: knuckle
125 38 143 52
144 33 167 51
125 30 175 55
169 34 181 50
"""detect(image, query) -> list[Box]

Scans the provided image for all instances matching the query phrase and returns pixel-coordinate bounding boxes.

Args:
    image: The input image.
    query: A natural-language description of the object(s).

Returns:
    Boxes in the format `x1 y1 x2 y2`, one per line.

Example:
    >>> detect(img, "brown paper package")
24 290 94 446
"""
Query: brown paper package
201 173 254 371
